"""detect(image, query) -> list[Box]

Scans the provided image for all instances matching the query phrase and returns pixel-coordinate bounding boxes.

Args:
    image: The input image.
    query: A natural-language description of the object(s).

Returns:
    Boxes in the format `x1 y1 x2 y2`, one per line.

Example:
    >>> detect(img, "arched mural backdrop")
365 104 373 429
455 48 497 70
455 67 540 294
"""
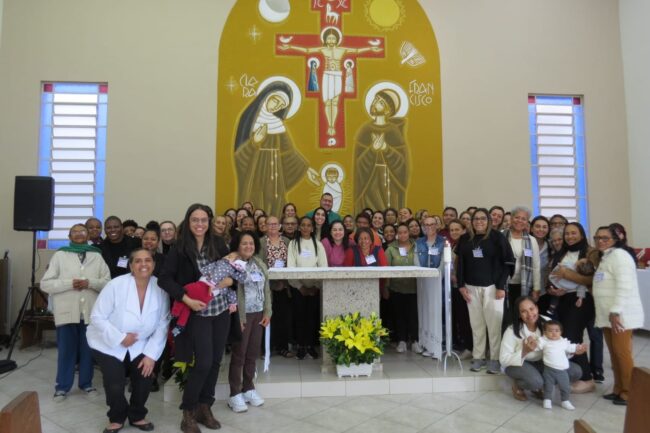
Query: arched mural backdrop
217 0 442 216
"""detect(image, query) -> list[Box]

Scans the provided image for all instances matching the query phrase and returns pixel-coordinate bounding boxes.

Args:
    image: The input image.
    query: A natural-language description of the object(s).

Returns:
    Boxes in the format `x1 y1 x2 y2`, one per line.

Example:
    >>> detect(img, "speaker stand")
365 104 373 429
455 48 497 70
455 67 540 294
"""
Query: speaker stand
1 232 41 374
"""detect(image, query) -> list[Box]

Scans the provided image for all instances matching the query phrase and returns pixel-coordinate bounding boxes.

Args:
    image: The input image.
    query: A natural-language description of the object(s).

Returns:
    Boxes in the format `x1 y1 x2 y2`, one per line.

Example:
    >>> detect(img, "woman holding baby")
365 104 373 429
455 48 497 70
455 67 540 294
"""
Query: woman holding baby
159 203 231 433
536 222 596 392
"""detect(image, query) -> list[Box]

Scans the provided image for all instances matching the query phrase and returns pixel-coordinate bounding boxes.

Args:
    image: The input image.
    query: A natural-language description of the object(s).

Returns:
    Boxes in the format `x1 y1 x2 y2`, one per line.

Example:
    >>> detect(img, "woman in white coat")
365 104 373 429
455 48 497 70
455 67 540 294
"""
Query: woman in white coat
41 223 111 402
87 248 170 433
592 226 645 406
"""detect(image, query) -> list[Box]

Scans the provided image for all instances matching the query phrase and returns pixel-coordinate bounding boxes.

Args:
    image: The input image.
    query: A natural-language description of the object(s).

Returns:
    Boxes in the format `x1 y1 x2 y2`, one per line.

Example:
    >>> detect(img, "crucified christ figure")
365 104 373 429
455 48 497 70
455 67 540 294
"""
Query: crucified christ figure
279 27 383 137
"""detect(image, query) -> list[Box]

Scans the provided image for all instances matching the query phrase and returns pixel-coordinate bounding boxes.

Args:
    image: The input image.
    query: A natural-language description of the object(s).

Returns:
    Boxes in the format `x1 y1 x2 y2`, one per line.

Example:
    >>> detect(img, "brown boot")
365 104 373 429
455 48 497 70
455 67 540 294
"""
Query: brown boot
195 403 221 429
181 409 201 433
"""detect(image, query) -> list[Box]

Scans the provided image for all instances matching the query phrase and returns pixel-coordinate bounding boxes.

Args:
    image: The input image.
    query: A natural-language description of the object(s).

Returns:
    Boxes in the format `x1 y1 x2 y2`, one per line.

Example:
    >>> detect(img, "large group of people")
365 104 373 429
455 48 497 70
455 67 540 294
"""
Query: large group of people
40 192 645 432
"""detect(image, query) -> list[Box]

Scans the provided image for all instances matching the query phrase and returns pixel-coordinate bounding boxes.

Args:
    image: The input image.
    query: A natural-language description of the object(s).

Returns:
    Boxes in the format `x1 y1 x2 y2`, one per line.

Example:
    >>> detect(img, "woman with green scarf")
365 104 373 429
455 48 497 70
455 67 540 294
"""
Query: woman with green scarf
41 223 111 402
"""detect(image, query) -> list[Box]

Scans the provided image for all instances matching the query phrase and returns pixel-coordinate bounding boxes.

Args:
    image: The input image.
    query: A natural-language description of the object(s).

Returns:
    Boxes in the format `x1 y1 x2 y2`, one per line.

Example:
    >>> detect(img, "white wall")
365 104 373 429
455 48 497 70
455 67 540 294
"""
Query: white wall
620 0 650 246
0 0 634 320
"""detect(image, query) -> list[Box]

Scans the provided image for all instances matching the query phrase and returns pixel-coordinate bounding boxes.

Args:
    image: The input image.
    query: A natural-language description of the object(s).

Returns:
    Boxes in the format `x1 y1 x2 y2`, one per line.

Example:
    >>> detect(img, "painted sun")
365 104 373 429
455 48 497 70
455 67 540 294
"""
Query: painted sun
365 0 406 31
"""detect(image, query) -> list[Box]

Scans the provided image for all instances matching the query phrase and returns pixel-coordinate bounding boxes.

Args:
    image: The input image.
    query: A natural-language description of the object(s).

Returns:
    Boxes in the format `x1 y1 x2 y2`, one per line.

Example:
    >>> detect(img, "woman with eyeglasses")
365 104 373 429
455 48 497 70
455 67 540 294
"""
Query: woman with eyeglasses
259 216 293 358
592 226 644 406
538 222 596 392
456 208 514 375
159 203 231 432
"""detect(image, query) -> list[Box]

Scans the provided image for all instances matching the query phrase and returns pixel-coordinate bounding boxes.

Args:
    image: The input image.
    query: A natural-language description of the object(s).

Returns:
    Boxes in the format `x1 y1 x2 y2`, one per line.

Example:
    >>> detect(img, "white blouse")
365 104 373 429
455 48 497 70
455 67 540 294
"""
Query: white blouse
86 274 169 361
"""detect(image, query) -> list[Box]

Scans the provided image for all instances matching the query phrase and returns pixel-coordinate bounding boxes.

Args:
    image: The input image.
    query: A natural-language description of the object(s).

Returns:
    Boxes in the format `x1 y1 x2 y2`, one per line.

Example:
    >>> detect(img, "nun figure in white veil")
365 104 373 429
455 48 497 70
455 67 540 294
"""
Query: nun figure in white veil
234 77 318 216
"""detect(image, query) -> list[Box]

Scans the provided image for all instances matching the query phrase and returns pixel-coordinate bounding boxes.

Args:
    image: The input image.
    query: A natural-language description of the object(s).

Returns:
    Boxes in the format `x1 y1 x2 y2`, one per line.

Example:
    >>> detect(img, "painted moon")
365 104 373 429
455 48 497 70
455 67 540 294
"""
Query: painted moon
258 0 290 23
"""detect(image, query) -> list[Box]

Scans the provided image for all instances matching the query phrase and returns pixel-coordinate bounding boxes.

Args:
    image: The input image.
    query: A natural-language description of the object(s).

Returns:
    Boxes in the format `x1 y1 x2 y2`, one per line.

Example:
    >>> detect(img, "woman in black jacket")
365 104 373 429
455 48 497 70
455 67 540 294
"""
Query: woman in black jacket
159 204 230 433
456 208 514 375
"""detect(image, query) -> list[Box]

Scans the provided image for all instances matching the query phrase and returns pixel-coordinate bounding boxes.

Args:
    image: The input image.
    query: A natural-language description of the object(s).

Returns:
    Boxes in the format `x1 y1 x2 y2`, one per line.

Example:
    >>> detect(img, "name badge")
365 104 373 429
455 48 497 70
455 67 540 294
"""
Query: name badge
524 248 533 258
274 259 285 268
365 255 377 265
117 256 128 268
594 272 604 282
472 248 483 258
399 247 408 257
428 247 439 256
251 272 264 282
233 259 248 270
300 249 313 258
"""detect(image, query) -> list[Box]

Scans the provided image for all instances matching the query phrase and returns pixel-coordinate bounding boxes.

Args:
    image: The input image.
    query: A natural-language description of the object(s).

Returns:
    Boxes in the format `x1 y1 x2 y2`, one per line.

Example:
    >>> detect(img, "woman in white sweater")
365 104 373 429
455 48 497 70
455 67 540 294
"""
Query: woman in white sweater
500 296 584 401
592 226 645 406
40 223 111 402
287 216 327 359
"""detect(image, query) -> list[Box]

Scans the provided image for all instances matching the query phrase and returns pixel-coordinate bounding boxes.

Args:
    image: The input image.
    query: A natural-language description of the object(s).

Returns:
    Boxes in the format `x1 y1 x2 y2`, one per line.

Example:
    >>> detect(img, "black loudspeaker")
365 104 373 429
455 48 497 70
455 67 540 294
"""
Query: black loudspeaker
13 176 54 231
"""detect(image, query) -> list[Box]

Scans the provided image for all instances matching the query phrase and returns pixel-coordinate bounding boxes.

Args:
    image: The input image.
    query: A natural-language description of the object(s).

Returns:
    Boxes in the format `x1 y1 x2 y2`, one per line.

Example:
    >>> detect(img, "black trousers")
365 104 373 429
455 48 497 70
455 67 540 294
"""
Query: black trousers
181 310 231 410
391 292 418 343
451 287 473 352
271 288 293 351
291 287 320 347
92 350 152 424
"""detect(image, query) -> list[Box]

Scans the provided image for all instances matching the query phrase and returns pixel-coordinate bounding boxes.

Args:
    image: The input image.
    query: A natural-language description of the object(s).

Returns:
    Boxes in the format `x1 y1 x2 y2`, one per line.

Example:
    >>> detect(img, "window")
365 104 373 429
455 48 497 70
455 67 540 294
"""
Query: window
38 82 108 249
528 95 587 230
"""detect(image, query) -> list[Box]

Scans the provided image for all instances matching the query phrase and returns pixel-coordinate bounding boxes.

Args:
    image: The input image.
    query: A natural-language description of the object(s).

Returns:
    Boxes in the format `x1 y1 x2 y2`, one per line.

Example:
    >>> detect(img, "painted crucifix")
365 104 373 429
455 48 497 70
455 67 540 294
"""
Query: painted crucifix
276 0 384 148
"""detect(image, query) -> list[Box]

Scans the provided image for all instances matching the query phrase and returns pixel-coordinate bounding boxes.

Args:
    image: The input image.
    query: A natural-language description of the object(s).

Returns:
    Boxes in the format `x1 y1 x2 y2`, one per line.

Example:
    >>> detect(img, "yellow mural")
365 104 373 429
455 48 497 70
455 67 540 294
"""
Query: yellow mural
216 0 442 216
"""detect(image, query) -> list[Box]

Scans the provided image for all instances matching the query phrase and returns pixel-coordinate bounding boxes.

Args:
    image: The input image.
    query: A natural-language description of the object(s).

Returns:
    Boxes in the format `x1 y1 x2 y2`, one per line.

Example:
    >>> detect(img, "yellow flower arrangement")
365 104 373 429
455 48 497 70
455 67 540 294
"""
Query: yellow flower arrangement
320 312 388 366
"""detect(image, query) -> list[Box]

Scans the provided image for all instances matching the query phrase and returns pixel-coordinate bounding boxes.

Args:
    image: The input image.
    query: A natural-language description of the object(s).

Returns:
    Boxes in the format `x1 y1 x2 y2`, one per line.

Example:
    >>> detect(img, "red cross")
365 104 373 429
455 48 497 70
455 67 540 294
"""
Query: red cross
276 0 385 149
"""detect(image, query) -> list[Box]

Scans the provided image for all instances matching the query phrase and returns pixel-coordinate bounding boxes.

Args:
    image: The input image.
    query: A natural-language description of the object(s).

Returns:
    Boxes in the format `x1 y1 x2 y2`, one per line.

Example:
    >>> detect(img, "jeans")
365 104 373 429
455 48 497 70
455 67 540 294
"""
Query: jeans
55 321 93 392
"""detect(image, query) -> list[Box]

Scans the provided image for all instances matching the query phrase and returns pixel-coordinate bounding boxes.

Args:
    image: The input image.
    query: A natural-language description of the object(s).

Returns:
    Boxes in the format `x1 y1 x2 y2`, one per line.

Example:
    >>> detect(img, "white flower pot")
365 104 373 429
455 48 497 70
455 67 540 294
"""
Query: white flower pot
336 362 373 378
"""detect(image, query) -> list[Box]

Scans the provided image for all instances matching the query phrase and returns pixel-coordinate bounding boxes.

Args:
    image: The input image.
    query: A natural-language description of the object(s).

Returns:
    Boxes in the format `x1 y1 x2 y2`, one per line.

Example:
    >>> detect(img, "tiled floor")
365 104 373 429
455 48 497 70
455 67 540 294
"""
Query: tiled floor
0 332 648 433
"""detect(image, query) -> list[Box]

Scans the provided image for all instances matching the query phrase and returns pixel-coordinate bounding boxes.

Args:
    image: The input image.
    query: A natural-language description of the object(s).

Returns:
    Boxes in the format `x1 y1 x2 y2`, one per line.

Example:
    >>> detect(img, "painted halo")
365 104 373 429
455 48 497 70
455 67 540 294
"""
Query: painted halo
307 57 321 69
256 76 302 119
343 59 355 69
364 81 409 118
320 26 343 44
320 163 345 183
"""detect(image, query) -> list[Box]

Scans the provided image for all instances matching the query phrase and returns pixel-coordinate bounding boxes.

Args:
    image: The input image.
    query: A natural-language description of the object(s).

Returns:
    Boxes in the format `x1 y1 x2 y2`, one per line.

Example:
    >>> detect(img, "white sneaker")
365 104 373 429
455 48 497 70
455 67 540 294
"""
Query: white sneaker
561 400 575 411
411 342 423 354
543 399 552 409
396 341 407 353
421 350 433 357
53 391 67 403
243 389 264 407
228 393 248 413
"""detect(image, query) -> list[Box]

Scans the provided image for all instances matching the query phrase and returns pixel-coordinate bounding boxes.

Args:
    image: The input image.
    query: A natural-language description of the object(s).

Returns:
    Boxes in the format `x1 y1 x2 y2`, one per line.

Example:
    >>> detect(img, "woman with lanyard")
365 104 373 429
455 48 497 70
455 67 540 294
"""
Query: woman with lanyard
537 222 596 392
385 223 420 354
227 231 272 413
530 215 551 290
41 223 111 402
456 208 514 374
287 216 328 360
592 226 645 405
501 206 541 328
159 203 231 433
500 296 584 402
322 220 352 267
87 248 169 433
259 216 293 358
343 227 390 336
415 216 446 359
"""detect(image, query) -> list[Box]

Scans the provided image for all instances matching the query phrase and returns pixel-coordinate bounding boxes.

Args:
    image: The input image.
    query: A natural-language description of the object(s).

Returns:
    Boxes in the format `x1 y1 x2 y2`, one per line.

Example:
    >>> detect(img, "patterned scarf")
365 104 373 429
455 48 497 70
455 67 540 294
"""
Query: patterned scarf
503 229 533 295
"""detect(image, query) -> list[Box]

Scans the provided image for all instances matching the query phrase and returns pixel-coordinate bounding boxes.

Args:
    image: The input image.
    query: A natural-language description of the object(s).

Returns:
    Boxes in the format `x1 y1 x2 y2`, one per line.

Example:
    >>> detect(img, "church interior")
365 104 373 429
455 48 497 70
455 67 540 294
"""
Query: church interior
0 1 649 432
